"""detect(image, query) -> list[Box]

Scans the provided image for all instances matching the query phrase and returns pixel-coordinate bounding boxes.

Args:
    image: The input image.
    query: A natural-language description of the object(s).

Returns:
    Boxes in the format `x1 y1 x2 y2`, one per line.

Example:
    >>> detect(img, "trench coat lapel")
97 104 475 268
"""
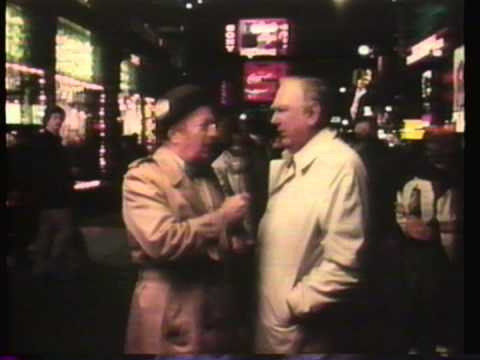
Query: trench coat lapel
178 177 209 215
269 159 295 197
152 149 208 215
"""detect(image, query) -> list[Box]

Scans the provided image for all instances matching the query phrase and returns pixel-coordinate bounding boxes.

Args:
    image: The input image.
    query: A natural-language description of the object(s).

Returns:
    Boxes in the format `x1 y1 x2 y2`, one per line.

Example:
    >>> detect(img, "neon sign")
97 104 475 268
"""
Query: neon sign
225 24 236 53
244 62 289 103
406 31 447 65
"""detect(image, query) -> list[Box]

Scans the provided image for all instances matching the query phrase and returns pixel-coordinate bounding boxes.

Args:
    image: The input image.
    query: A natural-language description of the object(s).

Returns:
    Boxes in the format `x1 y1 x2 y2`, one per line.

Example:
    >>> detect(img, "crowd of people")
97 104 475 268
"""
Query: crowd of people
6 75 464 356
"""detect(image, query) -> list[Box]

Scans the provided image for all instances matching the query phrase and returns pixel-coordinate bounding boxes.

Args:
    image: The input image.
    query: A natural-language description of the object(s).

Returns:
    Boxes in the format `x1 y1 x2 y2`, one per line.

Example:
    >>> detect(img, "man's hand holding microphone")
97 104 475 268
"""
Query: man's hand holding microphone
219 192 254 254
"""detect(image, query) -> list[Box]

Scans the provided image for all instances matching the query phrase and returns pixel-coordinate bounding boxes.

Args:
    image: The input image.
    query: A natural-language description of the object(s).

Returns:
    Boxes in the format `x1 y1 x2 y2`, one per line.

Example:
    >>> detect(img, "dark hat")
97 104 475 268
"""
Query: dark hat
158 84 213 135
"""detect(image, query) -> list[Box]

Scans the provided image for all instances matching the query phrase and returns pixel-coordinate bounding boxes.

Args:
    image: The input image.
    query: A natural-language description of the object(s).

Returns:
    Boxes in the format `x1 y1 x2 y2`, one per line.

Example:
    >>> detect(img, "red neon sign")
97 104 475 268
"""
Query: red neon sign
243 62 289 103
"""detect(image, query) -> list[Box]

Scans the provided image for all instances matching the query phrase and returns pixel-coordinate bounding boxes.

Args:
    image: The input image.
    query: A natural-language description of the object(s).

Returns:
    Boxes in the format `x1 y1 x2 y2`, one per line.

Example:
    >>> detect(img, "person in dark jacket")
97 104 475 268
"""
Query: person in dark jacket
395 129 464 354
28 105 78 277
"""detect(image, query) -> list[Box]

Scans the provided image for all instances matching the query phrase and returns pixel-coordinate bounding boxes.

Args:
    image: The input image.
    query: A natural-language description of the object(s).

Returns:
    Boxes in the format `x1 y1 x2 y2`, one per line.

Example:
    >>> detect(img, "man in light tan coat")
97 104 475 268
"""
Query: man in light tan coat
122 84 251 354
255 77 370 353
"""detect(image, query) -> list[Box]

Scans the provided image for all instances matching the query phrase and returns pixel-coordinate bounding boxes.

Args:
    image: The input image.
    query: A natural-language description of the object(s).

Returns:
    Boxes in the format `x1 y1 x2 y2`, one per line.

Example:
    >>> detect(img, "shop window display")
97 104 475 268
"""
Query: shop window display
55 17 106 179
118 56 157 152
6 3 30 64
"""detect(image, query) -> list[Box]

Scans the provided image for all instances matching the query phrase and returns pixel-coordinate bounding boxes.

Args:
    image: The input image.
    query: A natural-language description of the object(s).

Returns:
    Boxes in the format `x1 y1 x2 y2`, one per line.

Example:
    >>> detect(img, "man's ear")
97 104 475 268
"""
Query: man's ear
168 127 182 144
307 103 322 127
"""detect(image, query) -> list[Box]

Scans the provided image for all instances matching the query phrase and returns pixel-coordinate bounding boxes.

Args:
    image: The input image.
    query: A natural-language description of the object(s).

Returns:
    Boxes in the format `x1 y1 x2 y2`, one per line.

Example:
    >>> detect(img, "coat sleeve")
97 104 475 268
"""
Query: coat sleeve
122 167 227 262
286 158 369 318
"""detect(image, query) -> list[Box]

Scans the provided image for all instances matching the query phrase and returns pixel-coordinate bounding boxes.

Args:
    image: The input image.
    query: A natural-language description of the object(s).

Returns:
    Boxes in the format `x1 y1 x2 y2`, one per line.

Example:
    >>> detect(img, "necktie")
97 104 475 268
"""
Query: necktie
185 165 213 180
283 152 295 171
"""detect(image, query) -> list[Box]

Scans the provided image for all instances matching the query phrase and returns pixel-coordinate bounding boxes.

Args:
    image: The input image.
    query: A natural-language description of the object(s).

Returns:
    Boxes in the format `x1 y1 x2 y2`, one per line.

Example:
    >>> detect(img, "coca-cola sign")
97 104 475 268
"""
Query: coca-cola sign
243 62 289 103
246 71 277 85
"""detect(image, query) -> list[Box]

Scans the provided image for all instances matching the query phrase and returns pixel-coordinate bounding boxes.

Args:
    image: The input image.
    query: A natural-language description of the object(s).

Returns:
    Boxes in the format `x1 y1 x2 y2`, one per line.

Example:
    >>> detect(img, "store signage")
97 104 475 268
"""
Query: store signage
225 24 236 53
238 18 290 58
407 31 447 65
244 62 289 102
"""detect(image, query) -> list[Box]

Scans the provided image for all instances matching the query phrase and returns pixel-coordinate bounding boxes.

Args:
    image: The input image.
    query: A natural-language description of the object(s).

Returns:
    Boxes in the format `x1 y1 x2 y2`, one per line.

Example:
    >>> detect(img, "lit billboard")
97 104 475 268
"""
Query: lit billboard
237 18 290 58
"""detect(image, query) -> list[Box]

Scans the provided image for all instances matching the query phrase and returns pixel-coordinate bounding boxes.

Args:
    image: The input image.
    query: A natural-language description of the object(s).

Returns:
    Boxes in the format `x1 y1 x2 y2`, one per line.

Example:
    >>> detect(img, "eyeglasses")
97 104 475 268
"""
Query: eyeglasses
192 122 217 132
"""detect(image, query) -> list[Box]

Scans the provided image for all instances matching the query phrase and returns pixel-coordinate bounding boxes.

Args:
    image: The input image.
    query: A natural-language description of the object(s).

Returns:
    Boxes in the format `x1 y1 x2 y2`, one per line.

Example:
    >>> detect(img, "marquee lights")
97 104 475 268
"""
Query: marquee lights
99 92 107 174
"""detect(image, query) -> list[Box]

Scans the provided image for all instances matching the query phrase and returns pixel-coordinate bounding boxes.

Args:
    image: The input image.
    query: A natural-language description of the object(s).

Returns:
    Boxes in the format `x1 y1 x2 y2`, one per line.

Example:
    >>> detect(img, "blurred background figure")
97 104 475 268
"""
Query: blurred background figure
211 113 270 351
7 130 38 269
395 128 464 355
212 114 269 236
28 105 82 279
350 69 374 124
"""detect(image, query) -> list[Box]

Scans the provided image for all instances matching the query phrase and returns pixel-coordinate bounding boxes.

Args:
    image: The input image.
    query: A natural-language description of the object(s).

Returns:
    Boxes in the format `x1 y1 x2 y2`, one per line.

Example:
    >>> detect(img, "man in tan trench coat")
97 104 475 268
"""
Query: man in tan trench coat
255 77 370 353
122 85 251 354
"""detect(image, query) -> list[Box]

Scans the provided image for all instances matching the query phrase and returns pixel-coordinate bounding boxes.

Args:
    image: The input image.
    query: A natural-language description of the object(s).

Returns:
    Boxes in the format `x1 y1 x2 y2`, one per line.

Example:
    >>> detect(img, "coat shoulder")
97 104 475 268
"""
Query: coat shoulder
128 156 156 170
124 156 162 184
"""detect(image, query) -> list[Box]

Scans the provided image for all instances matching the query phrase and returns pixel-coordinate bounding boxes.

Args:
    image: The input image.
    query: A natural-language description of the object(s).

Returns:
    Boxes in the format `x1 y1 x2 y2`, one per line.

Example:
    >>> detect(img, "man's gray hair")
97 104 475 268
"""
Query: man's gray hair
281 76 332 121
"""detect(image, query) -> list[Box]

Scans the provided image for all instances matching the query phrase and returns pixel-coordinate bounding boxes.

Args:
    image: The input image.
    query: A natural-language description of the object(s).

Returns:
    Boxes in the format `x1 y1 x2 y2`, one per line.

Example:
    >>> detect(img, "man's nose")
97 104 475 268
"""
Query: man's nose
271 112 279 125
207 125 219 140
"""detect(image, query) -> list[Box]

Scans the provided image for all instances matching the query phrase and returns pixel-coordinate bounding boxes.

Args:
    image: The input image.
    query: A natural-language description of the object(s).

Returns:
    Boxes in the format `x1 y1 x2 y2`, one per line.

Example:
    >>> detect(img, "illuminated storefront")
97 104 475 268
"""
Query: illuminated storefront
143 97 157 152
119 55 158 153
5 3 47 133
55 17 106 178
119 56 142 137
